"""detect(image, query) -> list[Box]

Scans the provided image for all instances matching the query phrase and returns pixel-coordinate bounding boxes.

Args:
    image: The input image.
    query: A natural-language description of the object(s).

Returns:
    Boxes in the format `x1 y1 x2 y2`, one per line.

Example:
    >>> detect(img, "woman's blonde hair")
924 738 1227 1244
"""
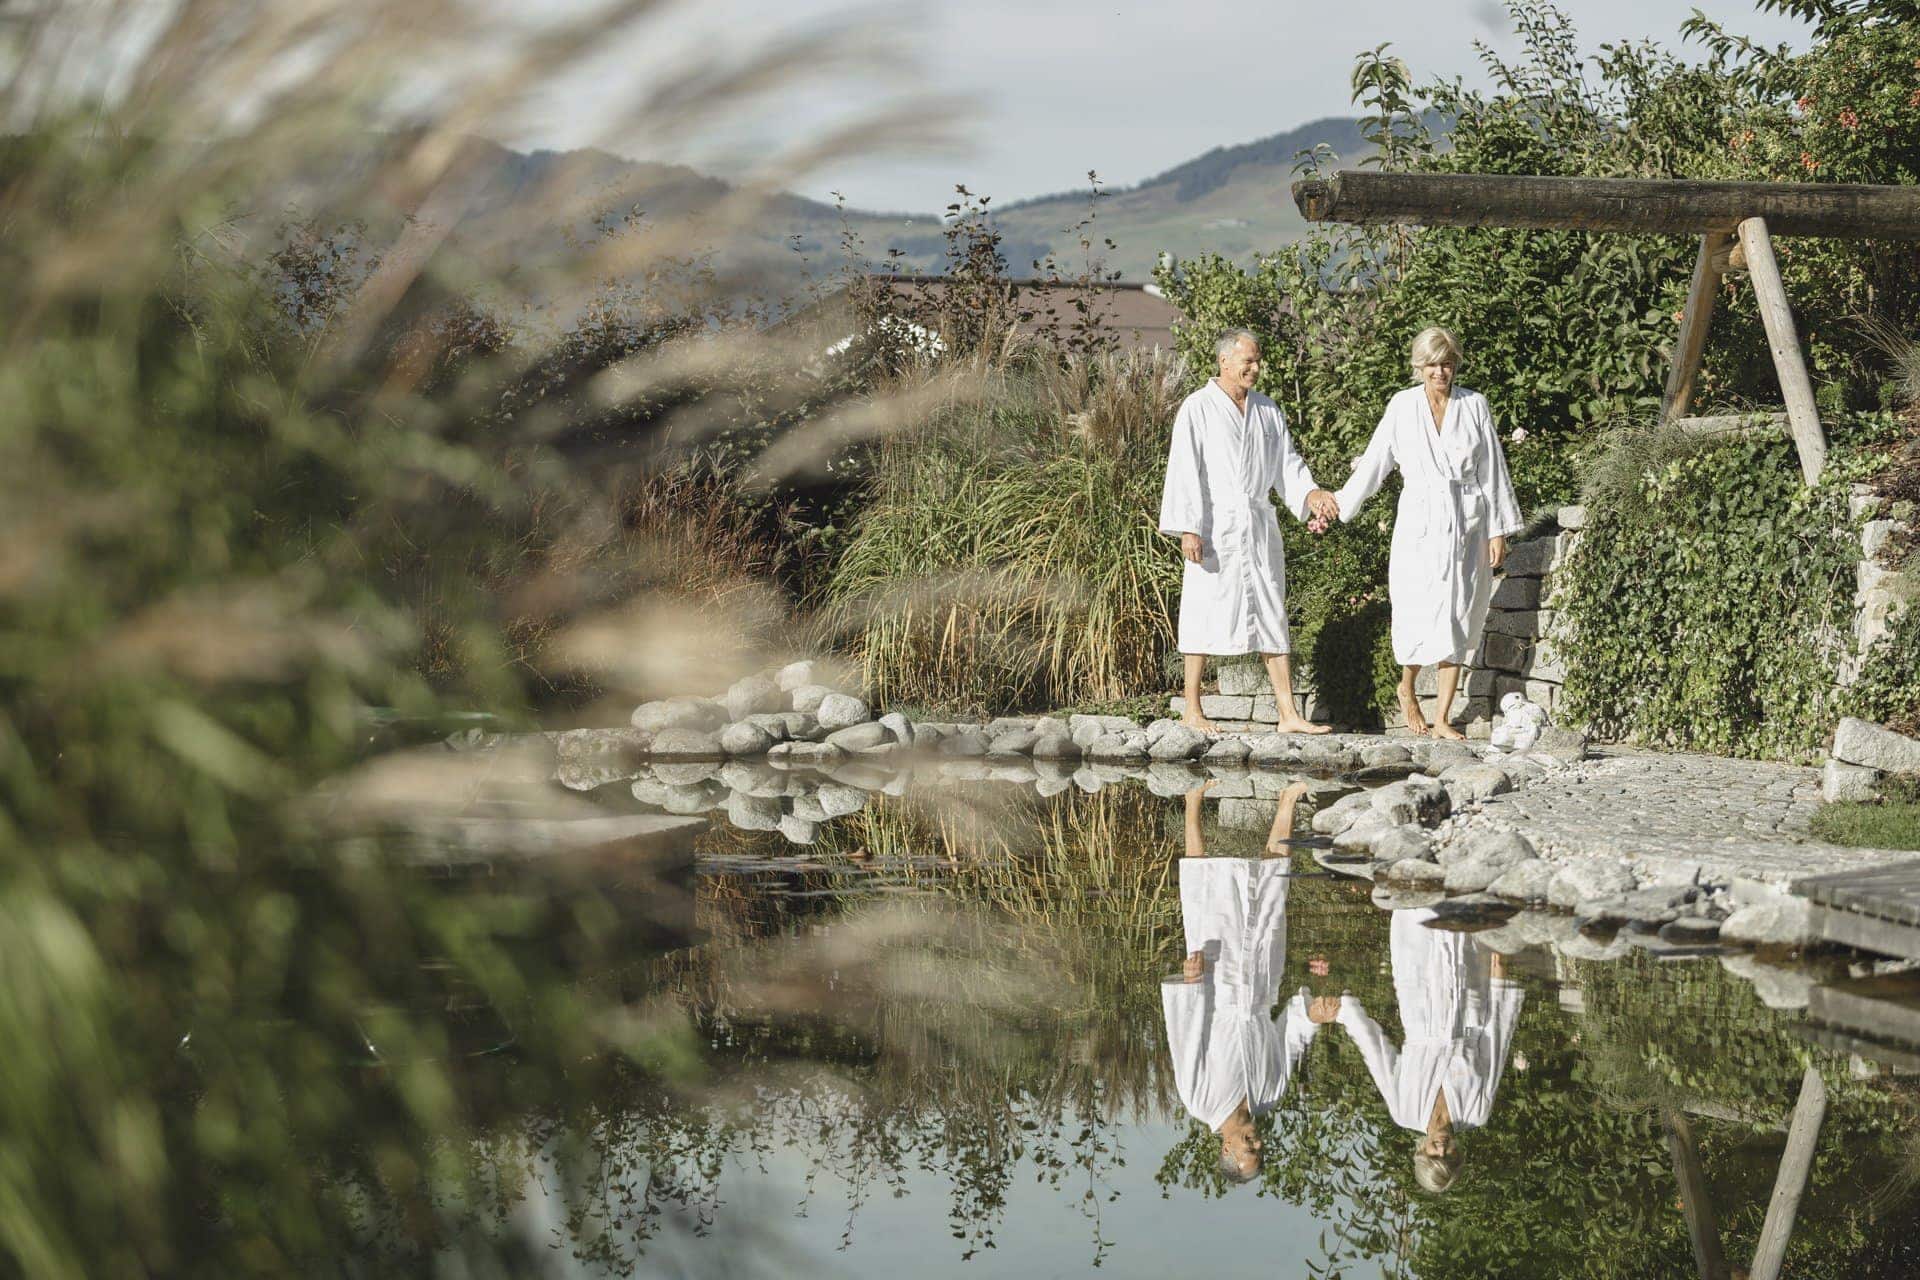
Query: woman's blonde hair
1409 326 1463 379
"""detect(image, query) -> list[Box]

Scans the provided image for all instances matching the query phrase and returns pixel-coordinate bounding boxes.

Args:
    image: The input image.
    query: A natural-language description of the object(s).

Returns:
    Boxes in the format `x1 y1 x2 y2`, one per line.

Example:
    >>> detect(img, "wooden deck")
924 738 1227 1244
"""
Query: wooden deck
1792 859 1920 960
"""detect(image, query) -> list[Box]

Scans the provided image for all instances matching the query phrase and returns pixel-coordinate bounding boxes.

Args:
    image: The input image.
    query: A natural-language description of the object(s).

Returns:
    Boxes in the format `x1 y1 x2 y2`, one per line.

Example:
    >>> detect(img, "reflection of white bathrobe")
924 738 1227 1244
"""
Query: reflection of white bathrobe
1161 857 1318 1131
1334 908 1523 1130
1158 382 1321 656
1333 386 1524 666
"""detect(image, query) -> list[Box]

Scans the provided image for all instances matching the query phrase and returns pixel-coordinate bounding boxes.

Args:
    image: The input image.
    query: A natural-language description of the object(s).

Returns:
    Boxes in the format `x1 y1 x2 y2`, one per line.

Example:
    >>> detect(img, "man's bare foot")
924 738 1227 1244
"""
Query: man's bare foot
1273 714 1331 735
1181 713 1222 735
1429 720 1466 741
1398 691 1429 736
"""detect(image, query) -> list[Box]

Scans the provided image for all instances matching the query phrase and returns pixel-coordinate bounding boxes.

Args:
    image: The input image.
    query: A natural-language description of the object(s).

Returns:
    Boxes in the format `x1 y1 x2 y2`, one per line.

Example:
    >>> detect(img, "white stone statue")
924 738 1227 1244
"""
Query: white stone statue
1488 691 1550 752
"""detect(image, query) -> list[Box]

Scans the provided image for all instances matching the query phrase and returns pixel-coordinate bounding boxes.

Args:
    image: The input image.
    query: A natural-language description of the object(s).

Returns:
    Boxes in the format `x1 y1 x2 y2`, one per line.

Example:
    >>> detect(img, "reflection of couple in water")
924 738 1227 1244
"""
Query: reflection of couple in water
1161 781 1523 1192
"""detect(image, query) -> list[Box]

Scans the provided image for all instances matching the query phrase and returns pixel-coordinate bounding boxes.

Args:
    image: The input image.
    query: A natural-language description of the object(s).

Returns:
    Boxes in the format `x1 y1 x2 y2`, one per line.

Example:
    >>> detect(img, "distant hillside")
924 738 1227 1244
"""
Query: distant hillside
301 117 1386 297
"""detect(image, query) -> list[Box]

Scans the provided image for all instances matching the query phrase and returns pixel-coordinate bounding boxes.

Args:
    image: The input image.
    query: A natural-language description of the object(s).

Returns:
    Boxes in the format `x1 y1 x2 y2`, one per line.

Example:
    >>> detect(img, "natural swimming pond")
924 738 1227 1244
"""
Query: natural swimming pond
416 754 1917 1279
69 751 1920 1278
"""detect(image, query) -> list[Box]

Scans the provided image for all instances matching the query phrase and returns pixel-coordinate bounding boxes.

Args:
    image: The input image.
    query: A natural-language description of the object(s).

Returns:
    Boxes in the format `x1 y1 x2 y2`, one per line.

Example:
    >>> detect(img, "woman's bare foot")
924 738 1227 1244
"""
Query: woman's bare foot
1429 719 1466 741
1398 691 1429 736
1273 713 1331 735
1181 712 1222 735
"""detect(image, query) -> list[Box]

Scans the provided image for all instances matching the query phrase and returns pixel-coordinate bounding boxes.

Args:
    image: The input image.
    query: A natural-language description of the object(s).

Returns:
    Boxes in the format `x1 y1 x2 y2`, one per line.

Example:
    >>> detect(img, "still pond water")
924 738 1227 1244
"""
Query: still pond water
420 754 1920 1280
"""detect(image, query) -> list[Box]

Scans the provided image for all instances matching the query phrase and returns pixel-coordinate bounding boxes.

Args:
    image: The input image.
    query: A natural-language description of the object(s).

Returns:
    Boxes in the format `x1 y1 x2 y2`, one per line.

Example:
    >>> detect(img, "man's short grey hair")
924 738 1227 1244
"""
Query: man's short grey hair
1215 328 1259 362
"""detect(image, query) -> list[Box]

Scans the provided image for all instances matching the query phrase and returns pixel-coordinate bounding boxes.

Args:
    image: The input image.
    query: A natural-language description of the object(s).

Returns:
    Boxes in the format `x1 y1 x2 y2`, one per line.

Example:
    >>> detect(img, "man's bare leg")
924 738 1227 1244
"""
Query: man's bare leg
1429 662 1466 740
1184 781 1214 858
1265 780 1311 854
1181 653 1220 733
1266 652 1331 734
1398 665 1430 736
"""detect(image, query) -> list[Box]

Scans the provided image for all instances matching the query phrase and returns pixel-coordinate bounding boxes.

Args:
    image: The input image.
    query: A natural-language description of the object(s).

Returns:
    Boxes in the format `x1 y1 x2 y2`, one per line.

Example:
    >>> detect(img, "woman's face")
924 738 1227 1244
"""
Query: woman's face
1421 361 1455 395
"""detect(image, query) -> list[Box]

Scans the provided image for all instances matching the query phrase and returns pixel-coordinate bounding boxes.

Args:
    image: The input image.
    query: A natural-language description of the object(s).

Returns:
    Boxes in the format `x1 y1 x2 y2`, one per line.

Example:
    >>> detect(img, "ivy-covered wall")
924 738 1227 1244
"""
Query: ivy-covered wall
1554 418 1908 761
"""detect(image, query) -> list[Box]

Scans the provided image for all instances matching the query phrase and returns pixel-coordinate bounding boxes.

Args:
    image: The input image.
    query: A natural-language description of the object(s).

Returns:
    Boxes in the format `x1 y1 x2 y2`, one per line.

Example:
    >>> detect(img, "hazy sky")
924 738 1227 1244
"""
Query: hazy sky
509 0 1812 213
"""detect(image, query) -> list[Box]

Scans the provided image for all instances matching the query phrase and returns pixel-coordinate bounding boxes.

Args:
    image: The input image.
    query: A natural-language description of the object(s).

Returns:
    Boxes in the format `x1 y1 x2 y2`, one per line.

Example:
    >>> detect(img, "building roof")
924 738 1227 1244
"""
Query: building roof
794 274 1181 355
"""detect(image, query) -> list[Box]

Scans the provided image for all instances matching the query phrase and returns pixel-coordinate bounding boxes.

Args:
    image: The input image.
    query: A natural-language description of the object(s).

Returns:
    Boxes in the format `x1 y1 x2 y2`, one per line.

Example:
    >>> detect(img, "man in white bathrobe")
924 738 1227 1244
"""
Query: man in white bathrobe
1332 908 1524 1193
1161 787 1331 1185
1160 330 1338 736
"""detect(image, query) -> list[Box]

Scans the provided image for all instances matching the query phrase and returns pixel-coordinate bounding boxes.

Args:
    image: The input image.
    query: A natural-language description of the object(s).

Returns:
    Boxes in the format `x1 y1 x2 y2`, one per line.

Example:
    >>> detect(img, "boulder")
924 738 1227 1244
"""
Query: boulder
1333 809 1396 853
654 759 721 786
1445 855 1520 894
726 792 784 832
788 794 830 822
1438 762 1512 805
662 781 725 814
1086 731 1148 761
631 697 727 734
1822 758 1883 804
1577 884 1696 928
815 693 871 732
1426 894 1518 930
1070 713 1136 747
877 711 917 746
1072 767 1106 794
989 729 1041 756
1311 790 1375 837
1203 737 1252 764
650 728 726 761
825 722 889 752
1372 884 1445 911
1423 739 1479 771
1487 860 1554 903
1439 827 1536 870
987 716 1040 737
742 713 795 743
1032 733 1082 761
778 814 819 845
1149 724 1211 762
1658 917 1723 946
793 684 840 715
1371 779 1451 828
1525 726 1590 763
814 783 868 818
1718 953 1814 1010
785 741 847 766
1146 763 1206 798
1247 734 1301 767
776 660 818 691
1547 861 1636 910
718 720 779 757
722 674 785 720
1383 857 1446 885
555 727 651 760
1832 716 1920 773
1372 826 1433 862
555 757 638 791
1718 896 1816 949
1361 743 1414 768
943 731 989 758
719 761 787 797
630 776 673 808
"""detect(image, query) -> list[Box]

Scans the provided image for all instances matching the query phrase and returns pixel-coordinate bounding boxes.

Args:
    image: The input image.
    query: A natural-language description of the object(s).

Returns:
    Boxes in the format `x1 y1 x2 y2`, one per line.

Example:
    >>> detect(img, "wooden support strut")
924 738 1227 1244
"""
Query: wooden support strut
1738 217 1828 486
1662 230 1735 423
1663 1111 1732 1280
1748 1067 1829 1280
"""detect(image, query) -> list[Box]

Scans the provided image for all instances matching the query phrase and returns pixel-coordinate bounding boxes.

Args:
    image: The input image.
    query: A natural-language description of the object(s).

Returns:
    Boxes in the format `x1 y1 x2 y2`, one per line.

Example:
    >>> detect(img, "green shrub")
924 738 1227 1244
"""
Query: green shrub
1555 423 1880 759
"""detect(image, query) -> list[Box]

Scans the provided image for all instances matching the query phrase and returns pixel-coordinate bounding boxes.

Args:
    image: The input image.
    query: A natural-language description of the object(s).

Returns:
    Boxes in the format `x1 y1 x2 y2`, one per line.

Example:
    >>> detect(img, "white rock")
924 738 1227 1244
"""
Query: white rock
1719 896 1816 948
1822 758 1883 803
778 814 818 845
1832 716 1920 773
1373 826 1432 862
1149 724 1211 761
815 693 872 732
1438 762 1512 804
790 684 835 715
718 721 778 757
1488 860 1554 903
1311 789 1375 836
631 697 726 734
1547 860 1635 910
1383 858 1445 885
726 791 783 832
1203 737 1252 763
877 711 916 746
722 674 785 720
650 728 725 760
1069 713 1136 747
776 660 818 691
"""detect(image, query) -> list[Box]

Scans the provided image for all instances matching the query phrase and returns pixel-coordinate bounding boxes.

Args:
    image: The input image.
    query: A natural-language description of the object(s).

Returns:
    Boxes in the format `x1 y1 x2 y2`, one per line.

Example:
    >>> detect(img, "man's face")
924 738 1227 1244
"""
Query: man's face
1418 1131 1458 1158
1219 338 1260 394
1221 1122 1264 1178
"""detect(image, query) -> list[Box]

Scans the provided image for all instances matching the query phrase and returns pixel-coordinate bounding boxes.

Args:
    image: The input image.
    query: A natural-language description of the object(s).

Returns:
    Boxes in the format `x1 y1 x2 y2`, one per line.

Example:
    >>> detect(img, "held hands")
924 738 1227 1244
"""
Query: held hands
1306 489 1340 533
1489 534 1508 569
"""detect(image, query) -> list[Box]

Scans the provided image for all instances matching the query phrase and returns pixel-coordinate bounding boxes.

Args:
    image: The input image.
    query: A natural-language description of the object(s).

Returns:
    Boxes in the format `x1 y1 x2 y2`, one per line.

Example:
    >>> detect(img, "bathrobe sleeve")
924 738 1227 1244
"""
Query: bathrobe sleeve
1336 997 1401 1107
1273 408 1320 522
1159 399 1208 539
1335 407 1399 524
1476 397 1525 538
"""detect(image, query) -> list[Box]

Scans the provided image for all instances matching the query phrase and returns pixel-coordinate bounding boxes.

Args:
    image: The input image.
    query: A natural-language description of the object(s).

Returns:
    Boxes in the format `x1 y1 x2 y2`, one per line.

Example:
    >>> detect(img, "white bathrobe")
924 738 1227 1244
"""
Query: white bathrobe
1334 908 1524 1131
1161 856 1319 1131
1158 382 1322 655
1333 386 1524 666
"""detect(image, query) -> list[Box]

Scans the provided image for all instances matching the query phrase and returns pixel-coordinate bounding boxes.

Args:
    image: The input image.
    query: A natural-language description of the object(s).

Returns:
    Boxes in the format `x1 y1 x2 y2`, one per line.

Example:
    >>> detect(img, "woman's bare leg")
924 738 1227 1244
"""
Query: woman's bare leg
1429 662 1465 740
1181 653 1219 733
1398 665 1429 735
1183 780 1212 857
1267 653 1331 734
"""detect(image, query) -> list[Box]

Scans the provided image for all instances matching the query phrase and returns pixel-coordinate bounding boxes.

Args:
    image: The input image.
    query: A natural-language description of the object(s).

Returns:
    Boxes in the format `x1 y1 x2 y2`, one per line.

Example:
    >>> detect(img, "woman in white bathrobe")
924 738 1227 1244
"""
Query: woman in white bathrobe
1161 790 1326 1185
1334 327 1525 738
1333 908 1524 1193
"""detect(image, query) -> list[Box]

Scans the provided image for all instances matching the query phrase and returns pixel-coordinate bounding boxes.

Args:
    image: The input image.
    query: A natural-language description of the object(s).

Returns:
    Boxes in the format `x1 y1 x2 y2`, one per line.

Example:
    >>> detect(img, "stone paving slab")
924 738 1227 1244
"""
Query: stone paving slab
1453 749 1911 888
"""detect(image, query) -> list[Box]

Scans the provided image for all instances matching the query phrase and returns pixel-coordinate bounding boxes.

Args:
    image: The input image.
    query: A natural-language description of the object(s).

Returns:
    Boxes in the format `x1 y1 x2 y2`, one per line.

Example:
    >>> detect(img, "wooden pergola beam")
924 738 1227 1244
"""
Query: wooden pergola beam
1291 171 1920 240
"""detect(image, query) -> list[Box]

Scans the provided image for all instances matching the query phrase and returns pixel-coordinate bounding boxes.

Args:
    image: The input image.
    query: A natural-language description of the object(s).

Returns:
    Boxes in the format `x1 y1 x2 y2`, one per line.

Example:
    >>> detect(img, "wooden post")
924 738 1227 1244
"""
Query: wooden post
1748 1066 1829 1280
1664 1111 1732 1280
1663 231 1735 423
1737 217 1827 485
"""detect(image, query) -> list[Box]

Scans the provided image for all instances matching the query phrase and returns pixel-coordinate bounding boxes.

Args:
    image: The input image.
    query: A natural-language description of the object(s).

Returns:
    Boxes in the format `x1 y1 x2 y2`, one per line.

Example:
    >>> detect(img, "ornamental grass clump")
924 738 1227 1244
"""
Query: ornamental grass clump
825 348 1187 713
